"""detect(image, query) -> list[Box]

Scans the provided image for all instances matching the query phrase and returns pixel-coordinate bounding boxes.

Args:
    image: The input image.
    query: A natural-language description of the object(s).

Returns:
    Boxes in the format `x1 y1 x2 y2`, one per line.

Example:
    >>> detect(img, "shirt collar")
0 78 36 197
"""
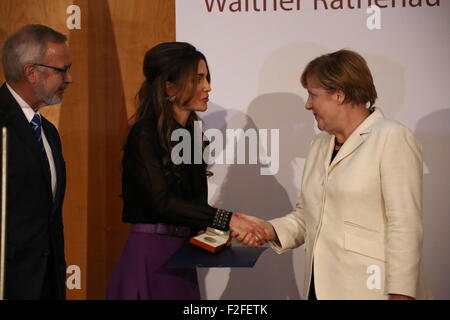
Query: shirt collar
6 82 40 123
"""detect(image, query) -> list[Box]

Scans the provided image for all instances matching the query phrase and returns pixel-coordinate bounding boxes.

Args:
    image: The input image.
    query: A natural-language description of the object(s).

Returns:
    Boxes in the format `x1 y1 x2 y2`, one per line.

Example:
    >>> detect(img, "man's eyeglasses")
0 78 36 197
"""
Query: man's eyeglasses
33 63 71 75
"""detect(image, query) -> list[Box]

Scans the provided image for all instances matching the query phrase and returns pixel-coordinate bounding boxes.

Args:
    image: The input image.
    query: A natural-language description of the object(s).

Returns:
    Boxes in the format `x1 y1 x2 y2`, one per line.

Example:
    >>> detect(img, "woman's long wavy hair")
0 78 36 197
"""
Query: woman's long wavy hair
134 42 211 173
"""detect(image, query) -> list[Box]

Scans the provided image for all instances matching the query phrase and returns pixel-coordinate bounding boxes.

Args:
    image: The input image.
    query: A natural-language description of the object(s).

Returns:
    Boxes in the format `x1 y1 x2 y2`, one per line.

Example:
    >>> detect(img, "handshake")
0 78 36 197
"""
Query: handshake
228 213 277 247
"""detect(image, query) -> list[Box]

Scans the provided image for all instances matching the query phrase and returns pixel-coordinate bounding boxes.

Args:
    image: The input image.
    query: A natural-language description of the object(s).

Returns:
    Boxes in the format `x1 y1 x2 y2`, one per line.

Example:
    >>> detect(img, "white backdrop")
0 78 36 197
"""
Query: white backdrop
176 0 450 299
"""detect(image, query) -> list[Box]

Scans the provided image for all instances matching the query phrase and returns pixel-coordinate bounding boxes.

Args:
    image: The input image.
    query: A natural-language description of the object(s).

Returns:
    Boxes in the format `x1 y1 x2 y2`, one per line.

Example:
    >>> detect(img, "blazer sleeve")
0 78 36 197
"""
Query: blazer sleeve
124 121 227 230
380 125 423 298
269 193 307 253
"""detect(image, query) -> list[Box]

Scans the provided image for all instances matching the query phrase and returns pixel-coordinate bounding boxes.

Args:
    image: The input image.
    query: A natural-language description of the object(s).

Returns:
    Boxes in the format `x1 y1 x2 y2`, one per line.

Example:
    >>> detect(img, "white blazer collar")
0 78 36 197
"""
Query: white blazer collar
326 108 384 173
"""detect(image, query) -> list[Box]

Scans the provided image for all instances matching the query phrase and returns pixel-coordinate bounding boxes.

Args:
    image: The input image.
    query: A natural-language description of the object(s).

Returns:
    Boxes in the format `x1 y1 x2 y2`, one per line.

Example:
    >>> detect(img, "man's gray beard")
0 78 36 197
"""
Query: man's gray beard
41 93 62 106
33 82 63 106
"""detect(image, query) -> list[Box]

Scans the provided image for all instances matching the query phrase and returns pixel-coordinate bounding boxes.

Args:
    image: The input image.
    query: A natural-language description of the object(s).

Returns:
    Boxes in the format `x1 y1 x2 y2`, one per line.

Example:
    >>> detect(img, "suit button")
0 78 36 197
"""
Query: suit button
42 250 50 257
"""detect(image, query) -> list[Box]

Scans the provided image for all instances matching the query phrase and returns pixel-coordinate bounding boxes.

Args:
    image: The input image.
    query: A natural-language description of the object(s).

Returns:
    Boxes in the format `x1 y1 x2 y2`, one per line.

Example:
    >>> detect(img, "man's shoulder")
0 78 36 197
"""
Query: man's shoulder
0 83 21 126
0 83 13 106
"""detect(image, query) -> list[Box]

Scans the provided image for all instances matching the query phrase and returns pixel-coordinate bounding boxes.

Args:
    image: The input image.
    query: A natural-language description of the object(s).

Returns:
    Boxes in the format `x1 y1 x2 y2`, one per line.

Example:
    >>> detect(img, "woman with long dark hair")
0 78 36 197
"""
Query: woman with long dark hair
106 42 264 300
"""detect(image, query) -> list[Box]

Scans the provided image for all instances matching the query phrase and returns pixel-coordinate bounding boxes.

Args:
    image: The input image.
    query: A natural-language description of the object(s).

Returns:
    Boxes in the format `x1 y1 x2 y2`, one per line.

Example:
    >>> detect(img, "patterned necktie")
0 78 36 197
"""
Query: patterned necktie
30 114 51 174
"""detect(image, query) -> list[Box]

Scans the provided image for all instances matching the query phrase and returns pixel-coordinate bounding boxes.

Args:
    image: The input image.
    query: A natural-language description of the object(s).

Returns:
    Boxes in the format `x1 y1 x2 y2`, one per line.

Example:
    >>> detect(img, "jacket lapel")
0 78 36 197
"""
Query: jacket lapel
0 84 53 192
42 118 63 213
323 135 335 173
327 109 384 174
328 134 364 174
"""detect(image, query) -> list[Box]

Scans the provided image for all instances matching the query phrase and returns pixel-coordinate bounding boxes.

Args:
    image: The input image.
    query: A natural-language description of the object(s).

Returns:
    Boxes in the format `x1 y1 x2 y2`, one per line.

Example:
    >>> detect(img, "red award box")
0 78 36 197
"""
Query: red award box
190 228 230 253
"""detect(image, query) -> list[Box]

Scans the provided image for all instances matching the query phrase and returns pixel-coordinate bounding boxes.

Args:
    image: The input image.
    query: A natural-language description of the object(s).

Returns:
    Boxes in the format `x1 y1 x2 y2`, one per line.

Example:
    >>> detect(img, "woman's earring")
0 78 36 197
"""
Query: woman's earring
168 96 176 103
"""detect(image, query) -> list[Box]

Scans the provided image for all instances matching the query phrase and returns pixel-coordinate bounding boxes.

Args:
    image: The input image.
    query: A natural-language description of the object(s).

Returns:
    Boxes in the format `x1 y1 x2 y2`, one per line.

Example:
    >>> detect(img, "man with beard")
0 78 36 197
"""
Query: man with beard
0 24 72 299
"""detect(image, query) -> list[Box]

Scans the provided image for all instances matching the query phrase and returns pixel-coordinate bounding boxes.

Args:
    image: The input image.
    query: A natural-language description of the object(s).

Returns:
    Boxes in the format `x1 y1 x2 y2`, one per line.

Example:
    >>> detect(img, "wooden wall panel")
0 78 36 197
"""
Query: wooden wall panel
85 0 129 300
0 0 175 299
84 0 175 300
107 0 176 120
61 0 90 300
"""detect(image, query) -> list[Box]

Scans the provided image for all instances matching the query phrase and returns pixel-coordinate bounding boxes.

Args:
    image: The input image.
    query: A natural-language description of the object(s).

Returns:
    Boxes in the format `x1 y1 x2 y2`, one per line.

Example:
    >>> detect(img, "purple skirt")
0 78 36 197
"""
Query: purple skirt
106 223 200 300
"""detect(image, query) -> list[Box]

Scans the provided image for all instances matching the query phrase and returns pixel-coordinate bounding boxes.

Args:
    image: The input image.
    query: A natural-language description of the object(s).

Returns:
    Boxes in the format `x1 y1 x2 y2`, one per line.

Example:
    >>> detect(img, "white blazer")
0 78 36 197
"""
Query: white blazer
270 109 431 300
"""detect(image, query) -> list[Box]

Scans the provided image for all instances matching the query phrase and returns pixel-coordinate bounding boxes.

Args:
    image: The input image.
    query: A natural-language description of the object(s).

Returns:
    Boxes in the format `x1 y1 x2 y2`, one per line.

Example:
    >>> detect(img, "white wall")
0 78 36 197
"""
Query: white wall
177 0 450 299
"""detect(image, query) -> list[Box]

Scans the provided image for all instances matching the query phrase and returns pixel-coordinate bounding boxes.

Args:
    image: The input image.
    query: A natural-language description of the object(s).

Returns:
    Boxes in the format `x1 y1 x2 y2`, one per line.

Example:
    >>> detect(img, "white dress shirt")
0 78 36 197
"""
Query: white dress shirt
6 83 57 199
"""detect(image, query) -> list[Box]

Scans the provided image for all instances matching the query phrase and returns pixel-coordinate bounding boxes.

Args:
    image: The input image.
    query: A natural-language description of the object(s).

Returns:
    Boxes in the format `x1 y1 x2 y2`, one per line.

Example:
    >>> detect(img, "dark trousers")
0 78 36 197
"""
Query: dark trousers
40 254 58 300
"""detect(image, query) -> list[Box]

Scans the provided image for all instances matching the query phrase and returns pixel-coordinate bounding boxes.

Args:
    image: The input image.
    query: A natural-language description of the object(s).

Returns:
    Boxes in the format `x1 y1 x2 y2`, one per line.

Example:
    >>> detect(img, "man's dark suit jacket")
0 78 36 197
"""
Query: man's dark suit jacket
0 83 66 299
